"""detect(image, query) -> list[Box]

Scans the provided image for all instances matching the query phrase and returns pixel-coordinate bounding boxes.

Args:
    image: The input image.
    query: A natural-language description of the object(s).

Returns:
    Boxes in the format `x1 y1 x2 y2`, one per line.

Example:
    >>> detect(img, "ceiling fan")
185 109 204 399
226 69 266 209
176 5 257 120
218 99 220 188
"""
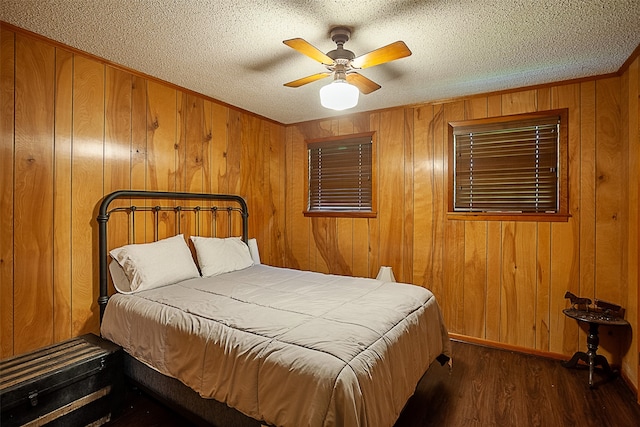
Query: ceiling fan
283 27 412 96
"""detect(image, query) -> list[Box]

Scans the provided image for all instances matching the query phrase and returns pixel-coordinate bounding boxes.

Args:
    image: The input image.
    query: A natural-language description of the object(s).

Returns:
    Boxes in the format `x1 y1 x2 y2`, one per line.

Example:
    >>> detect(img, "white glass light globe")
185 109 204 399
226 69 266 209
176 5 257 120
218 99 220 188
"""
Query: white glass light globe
319 80 359 110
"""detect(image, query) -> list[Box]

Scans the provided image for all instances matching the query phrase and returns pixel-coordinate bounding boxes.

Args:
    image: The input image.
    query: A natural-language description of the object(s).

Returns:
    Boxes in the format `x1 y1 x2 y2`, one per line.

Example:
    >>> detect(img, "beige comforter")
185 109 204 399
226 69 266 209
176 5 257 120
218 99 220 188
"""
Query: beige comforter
101 265 450 427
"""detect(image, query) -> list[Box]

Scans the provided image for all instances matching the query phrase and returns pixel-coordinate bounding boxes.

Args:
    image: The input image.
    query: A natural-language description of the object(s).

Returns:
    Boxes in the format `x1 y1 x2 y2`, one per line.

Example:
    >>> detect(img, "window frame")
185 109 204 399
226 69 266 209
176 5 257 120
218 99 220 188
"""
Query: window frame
303 131 377 218
447 109 569 222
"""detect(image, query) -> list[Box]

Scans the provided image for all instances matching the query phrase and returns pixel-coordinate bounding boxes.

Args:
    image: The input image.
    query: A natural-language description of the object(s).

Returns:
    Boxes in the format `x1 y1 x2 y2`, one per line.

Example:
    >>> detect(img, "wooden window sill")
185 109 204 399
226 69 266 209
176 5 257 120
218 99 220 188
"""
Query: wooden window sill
447 212 571 222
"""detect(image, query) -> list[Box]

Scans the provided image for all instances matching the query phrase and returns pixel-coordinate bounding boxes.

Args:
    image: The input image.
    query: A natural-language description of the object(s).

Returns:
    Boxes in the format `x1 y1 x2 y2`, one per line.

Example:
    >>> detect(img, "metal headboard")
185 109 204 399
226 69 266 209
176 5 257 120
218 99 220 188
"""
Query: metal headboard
97 190 249 320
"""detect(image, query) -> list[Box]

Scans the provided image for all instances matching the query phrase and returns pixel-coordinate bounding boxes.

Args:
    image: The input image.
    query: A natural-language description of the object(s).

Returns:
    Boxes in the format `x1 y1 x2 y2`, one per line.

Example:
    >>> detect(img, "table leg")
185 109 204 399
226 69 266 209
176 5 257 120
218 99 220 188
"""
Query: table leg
585 322 600 387
562 321 614 388
561 351 587 368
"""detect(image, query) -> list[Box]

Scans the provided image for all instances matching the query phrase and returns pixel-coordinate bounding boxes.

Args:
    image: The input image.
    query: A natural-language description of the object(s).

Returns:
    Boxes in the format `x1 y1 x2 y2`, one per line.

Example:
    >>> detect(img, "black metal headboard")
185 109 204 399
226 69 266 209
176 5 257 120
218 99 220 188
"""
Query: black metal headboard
97 190 249 320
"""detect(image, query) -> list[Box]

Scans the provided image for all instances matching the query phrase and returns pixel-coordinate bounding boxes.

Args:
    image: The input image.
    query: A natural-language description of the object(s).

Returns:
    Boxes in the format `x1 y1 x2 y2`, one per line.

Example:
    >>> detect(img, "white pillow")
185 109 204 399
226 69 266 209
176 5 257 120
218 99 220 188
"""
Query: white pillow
110 234 200 292
248 238 261 265
109 260 134 294
190 236 254 277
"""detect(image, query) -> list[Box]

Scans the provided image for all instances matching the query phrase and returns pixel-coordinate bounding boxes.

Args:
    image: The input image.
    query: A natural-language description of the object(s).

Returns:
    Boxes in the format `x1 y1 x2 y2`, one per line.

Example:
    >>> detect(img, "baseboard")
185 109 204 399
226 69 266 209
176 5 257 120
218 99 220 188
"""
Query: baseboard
448 333 570 361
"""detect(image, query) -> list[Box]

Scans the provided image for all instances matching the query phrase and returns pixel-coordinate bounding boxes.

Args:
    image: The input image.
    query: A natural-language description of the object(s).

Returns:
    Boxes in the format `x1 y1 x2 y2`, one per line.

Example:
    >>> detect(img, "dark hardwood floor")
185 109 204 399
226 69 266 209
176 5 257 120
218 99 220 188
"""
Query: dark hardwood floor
108 340 640 427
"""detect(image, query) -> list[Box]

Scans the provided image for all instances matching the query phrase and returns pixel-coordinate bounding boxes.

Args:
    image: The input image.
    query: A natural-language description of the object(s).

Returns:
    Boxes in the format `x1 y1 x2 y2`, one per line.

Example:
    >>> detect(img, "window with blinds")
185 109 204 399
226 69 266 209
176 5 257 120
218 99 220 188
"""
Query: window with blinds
305 132 375 217
448 110 568 220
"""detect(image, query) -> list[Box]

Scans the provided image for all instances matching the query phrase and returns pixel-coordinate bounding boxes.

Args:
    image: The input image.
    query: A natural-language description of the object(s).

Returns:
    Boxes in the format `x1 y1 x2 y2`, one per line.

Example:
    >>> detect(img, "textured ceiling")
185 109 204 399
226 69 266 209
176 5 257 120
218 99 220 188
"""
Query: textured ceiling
1 0 639 124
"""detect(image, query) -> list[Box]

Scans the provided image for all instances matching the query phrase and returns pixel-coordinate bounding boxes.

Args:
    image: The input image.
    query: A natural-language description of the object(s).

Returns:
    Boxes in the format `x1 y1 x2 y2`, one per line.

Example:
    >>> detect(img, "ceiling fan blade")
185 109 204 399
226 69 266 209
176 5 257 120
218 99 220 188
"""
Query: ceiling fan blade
346 73 381 94
284 72 332 88
283 38 334 65
350 41 412 69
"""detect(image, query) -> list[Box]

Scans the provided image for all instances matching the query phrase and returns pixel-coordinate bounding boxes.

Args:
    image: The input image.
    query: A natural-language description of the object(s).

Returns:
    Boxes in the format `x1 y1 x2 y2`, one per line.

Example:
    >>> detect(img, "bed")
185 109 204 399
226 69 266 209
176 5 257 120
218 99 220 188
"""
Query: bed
97 190 451 427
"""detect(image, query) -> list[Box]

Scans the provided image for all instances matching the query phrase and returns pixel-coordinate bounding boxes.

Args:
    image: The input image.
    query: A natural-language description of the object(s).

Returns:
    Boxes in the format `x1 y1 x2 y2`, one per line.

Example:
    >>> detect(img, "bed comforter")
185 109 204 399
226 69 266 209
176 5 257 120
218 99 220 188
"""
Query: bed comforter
101 264 450 427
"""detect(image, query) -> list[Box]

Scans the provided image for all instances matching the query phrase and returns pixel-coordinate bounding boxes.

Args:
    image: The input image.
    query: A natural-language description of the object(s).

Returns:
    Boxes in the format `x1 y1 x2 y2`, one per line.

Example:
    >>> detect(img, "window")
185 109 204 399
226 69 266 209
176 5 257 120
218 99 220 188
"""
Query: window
448 109 568 221
304 132 376 217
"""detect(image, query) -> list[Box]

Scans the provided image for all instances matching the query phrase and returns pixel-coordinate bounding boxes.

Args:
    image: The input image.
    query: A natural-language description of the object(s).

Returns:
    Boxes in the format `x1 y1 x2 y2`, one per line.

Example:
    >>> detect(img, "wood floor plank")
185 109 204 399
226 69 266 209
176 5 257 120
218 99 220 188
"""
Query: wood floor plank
107 340 640 427
398 340 640 427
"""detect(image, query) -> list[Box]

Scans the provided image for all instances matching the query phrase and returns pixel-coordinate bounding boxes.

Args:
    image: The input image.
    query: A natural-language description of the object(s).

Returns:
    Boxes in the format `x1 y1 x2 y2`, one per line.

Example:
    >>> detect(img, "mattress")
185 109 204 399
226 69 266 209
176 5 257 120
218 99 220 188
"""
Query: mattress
101 264 450 427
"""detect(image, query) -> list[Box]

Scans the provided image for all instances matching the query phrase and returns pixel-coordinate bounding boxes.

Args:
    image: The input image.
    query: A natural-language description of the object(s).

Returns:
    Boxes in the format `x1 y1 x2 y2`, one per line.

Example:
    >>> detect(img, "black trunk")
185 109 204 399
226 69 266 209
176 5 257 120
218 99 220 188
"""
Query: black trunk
1 334 123 427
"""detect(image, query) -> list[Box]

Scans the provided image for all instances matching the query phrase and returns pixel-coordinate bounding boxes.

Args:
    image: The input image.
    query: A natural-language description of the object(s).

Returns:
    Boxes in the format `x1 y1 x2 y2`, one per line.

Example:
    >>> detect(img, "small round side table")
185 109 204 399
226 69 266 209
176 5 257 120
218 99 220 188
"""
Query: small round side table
561 308 629 388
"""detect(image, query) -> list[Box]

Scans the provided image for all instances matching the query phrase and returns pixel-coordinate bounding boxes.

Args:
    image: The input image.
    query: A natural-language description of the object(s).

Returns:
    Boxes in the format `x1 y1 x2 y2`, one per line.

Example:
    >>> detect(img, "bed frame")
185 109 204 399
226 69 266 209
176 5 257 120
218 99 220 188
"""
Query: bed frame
97 190 248 319
97 190 261 426
96 190 446 427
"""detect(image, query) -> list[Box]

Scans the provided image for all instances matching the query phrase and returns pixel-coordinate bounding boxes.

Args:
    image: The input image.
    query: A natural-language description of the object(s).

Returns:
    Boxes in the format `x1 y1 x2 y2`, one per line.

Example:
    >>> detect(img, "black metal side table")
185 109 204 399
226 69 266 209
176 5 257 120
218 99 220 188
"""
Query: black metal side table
561 308 629 387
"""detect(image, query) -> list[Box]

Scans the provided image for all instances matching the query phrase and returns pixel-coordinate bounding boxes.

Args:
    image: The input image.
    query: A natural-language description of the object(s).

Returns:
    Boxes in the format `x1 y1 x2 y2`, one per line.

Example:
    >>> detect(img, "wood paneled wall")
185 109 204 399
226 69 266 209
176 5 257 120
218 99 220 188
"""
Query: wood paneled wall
285 67 639 389
622 55 639 393
1 23 637 391
0 26 286 357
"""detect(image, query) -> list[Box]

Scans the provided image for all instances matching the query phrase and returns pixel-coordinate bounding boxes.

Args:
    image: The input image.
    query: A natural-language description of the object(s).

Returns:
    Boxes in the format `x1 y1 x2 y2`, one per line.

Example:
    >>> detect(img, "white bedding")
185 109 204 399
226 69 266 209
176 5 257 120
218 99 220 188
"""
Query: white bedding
101 264 450 427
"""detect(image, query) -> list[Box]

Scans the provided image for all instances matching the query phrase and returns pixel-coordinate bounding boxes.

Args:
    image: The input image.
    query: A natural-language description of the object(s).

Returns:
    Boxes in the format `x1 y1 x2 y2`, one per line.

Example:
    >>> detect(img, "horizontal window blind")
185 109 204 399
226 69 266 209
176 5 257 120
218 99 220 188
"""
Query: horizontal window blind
308 135 372 212
453 117 560 213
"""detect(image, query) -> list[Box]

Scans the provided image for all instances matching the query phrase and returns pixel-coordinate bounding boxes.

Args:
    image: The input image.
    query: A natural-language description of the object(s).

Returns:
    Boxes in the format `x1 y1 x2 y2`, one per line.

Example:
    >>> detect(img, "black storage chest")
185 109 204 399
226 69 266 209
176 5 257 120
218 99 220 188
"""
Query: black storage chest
0 333 123 426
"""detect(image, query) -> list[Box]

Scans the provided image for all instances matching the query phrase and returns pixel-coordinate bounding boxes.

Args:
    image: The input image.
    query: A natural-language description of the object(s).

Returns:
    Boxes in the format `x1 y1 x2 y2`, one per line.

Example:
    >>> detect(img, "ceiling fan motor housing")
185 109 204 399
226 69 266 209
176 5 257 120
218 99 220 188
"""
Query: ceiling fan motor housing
327 27 355 63
330 27 351 45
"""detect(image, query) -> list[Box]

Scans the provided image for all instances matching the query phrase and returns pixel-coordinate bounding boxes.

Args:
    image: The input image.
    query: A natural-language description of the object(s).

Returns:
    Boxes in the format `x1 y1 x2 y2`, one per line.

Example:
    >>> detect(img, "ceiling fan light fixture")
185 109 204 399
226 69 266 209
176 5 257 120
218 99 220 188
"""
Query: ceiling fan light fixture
319 79 359 111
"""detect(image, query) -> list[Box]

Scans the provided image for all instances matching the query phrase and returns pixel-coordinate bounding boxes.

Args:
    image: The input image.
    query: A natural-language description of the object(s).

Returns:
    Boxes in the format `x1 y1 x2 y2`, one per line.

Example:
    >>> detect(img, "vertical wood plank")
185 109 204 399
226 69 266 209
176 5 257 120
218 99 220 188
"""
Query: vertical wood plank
13 34 55 353
412 105 434 289
463 221 487 337
207 102 229 239
0 27 15 357
181 93 205 237
258 120 269 245
53 48 73 342
500 222 537 348
501 90 537 115
536 222 551 351
311 217 334 274
226 110 243 200
368 113 381 279
175 92 187 193
487 94 502 117
267 121 286 267
104 66 132 197
199 99 213 238
336 216 353 276
284 126 307 270
71 55 104 336
427 105 445 301
104 66 132 295
352 216 369 278
242 115 264 241
518 222 539 348
377 109 405 280
146 80 177 240
210 103 228 194
403 108 415 283
594 77 623 303
537 87 552 111
130 75 148 244
185 96 208 197
202 100 213 195
128 75 152 243
485 220 502 341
